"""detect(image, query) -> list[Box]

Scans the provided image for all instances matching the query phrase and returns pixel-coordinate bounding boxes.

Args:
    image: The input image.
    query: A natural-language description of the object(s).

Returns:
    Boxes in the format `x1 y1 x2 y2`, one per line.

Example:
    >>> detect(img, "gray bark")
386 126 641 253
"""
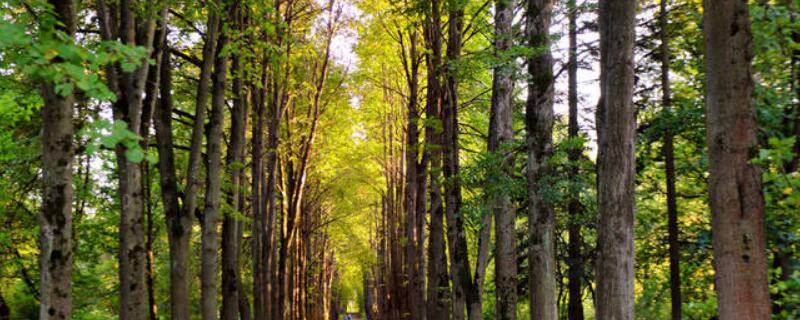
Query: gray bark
96 1 161 318
525 0 557 318
596 0 637 318
39 2 76 319
153 48 192 320
491 1 517 319
201 19 229 320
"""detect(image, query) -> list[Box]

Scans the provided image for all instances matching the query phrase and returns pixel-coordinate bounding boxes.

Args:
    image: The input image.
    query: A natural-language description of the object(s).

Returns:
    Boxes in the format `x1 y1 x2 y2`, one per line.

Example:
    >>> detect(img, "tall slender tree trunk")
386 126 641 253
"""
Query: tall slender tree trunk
565 2 584 319
251 58 267 320
491 1 517 319
141 18 165 320
153 47 193 320
97 1 161 317
443 1 481 319
659 1 682 319
222 8 248 320
152 6 217 319
39 2 76 319
703 0 771 318
273 3 295 317
425 1 448 317
596 0 636 318
525 0 557 318
143 12 168 320
401 27 422 320
201 19 229 320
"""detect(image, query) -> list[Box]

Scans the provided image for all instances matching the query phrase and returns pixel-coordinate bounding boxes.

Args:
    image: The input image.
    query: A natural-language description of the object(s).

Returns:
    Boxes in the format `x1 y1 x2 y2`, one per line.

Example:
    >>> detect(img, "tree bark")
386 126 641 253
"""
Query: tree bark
251 54 267 320
491 1 517 319
703 0 772 318
142 16 167 320
222 8 248 320
525 0 557 318
273 3 296 318
400 24 422 320
96 1 161 317
153 48 193 320
425 1 448 318
152 5 217 319
659 1 682 319
565 2 584 320
185 8 220 231
201 18 229 320
39 2 76 319
443 1 481 319
596 0 636 318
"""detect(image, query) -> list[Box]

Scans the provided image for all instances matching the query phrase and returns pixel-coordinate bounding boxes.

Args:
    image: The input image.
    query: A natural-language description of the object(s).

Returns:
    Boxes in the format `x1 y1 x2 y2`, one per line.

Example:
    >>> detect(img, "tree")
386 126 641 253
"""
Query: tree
442 0 483 319
424 0 449 318
659 0 682 319
491 0 517 318
565 1 585 319
703 0 771 317
596 0 636 319
96 1 164 318
525 0 557 317
400 12 424 320
201 6 230 318
39 1 77 319
152 4 218 318
221 6 248 320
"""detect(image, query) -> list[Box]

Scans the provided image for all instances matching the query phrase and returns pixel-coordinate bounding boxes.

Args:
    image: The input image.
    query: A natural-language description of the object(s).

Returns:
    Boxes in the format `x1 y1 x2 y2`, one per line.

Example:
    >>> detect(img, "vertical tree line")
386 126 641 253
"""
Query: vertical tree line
9 0 792 318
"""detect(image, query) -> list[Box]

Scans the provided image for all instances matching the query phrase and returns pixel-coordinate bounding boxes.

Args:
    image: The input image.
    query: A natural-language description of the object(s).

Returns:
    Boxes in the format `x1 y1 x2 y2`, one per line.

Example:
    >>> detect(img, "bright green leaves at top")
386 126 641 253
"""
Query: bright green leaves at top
80 119 156 164
0 1 148 101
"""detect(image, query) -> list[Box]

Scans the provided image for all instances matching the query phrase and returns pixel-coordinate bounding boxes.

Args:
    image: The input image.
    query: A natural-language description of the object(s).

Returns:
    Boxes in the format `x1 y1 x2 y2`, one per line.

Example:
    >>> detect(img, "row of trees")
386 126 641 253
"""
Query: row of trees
7 0 360 319
0 0 798 318
358 0 794 319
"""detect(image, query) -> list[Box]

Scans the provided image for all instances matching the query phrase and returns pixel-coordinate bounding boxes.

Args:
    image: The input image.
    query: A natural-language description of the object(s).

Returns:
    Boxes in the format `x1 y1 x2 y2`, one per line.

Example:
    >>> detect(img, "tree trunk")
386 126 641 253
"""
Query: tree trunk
565 1 584 319
153 48 192 320
491 1 517 319
565 2 584 319
222 8 248 320
152 6 216 319
443 1 481 319
201 20 229 320
596 0 636 318
425 1 448 318
98 1 161 317
272 3 295 318
525 0 557 318
142 17 167 320
703 0 771 318
251 59 267 320
184 8 220 229
659 1 682 319
39 2 76 319
401 27 422 320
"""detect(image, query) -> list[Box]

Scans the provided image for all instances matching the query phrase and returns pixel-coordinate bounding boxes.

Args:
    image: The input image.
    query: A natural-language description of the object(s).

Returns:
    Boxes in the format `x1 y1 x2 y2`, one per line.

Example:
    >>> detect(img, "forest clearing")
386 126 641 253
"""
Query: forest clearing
0 0 798 319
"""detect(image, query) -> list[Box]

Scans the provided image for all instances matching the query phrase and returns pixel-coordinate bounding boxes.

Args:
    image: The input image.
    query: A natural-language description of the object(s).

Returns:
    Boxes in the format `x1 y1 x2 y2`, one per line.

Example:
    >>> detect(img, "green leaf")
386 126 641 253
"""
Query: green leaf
125 148 145 163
